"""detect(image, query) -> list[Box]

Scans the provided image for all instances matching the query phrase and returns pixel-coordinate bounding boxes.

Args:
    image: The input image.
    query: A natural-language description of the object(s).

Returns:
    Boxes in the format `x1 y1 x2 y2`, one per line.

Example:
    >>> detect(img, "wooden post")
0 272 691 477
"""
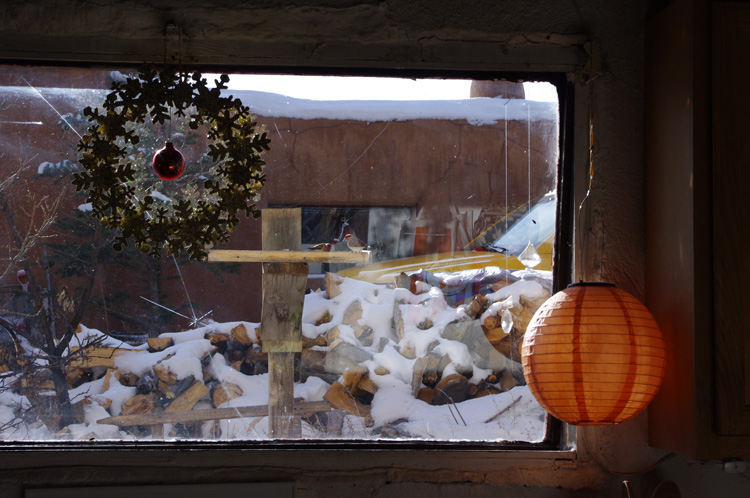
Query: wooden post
207 209 371 438
261 208 307 438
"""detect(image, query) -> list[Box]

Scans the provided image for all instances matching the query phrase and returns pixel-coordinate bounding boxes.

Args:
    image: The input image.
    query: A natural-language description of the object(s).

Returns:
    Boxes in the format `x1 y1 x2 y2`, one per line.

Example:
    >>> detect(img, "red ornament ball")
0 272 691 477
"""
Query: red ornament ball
152 142 185 181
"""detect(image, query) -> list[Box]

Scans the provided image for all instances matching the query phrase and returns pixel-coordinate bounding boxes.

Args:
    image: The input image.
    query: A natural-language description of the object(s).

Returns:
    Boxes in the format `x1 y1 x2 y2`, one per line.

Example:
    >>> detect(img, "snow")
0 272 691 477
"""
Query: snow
0 269 549 442
229 89 558 126
3 86 556 133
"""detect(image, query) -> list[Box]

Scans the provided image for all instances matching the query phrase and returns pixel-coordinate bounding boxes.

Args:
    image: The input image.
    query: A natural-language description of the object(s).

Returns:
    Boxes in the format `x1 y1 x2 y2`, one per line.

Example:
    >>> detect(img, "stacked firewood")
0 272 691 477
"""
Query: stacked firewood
2 269 551 439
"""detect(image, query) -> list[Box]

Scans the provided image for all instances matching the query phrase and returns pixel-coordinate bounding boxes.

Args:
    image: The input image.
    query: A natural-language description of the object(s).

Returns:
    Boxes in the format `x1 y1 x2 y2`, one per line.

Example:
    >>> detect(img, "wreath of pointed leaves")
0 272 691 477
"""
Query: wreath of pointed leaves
73 67 270 261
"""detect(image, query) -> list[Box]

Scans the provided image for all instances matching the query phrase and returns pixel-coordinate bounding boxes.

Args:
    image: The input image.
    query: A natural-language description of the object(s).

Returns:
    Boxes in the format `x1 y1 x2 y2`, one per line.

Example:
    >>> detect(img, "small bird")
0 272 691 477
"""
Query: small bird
344 233 368 252
308 242 332 252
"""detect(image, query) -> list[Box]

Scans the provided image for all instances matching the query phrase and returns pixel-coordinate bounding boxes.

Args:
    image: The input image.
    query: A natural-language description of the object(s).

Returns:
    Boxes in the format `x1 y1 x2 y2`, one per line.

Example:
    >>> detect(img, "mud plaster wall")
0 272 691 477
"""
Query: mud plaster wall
2 1 748 497
0 74 557 327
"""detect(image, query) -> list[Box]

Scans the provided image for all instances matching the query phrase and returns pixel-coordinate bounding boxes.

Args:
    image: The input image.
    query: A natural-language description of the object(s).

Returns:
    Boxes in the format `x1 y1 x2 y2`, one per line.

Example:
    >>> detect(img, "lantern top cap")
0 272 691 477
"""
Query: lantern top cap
568 281 615 288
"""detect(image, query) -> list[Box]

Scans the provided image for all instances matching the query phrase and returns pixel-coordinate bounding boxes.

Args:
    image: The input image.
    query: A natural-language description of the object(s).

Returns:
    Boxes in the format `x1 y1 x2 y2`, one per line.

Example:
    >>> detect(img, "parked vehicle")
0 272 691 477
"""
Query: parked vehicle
339 192 556 284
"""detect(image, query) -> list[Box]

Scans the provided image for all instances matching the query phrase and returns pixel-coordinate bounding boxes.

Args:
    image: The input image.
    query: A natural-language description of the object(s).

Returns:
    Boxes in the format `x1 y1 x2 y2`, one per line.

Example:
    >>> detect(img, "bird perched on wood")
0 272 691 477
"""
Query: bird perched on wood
308 242 333 252
343 233 368 252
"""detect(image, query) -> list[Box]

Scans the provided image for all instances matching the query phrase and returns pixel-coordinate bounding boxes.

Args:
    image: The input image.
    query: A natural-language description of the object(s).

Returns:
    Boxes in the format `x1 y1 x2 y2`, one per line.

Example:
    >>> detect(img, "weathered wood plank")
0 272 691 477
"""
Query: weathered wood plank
207 249 371 264
262 208 306 439
98 400 331 427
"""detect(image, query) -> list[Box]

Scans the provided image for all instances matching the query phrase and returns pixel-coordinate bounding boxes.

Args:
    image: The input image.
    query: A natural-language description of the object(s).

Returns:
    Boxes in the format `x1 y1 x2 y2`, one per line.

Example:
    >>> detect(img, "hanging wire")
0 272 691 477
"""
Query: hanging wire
527 102 532 212
99 279 110 334
576 112 594 282
503 101 510 284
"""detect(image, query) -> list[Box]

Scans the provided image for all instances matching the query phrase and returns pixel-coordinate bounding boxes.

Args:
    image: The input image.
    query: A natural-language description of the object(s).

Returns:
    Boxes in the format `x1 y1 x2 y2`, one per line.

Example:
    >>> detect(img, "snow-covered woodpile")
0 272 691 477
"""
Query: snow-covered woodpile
0 269 551 441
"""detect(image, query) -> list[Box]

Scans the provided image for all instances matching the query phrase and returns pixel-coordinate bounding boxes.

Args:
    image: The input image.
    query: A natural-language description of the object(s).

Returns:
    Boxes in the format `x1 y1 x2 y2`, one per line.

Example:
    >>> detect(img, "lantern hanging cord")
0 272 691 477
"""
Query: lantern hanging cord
503 99 510 285
576 114 594 282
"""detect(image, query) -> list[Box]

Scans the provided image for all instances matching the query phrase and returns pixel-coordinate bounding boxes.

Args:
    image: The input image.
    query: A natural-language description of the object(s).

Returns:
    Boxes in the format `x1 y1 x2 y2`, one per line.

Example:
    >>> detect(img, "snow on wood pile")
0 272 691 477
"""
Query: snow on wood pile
0 269 550 441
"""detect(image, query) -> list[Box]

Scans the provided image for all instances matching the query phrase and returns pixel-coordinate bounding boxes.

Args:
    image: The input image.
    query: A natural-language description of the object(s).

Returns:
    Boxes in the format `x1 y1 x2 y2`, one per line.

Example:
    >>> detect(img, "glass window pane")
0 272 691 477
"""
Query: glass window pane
0 66 559 442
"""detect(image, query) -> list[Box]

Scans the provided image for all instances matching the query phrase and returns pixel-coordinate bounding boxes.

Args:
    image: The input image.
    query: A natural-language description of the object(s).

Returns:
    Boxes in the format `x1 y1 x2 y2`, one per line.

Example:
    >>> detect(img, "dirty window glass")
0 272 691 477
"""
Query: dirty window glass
0 66 559 442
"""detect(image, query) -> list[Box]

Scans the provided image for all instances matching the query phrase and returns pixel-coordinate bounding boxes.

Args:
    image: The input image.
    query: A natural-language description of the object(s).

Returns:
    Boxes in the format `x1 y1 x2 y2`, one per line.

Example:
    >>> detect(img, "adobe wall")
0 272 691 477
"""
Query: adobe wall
0 66 557 328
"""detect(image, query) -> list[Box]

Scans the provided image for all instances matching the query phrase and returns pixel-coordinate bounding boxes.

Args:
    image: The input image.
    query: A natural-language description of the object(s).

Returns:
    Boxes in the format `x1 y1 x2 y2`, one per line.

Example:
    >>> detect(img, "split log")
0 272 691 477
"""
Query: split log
165 381 209 412
324 341 373 375
147 337 173 352
472 384 502 399
433 373 470 405
229 323 253 347
499 369 521 391
325 272 344 299
399 341 417 359
417 387 435 404
101 368 121 392
323 381 371 418
410 353 446 395
314 310 332 326
466 294 490 319
158 375 195 400
342 300 362 325
242 349 269 376
352 324 373 347
211 382 243 407
119 372 139 386
12 369 54 392
65 367 83 387
299 348 338 383
205 331 229 347
393 298 406 341
135 372 158 394
374 366 390 376
469 380 501 399
342 365 378 397
120 393 156 415
301 334 327 350
68 345 131 369
152 355 178 384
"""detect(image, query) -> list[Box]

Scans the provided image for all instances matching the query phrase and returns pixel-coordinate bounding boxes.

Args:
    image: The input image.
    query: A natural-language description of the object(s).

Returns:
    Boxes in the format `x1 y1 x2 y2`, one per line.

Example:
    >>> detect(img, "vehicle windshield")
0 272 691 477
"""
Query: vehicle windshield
486 195 556 255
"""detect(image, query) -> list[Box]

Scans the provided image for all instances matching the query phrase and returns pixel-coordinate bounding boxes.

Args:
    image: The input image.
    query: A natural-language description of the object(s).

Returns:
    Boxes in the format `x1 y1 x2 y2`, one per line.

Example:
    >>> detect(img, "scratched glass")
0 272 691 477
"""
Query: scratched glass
0 66 559 442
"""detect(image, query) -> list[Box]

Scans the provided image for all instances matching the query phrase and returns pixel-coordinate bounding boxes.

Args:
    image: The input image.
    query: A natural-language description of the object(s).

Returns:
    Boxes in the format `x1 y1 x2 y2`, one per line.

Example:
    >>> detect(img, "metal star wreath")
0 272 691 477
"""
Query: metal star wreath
73 67 270 261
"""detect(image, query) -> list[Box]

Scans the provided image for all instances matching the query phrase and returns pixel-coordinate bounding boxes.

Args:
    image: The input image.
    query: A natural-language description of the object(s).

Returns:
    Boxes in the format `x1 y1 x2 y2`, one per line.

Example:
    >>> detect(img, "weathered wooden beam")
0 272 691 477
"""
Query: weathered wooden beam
207 249 371 264
97 400 331 427
262 208 306 439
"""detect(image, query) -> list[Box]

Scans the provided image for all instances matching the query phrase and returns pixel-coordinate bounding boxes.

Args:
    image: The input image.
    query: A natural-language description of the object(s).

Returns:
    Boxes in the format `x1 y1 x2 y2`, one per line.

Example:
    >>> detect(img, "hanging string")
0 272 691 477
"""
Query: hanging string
576 111 594 282
99 279 110 334
503 100 510 284
527 102 532 213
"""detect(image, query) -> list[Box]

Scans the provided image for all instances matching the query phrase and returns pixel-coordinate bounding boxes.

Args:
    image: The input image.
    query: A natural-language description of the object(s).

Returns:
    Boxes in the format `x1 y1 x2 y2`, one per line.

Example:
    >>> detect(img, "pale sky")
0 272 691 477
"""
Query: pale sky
219 74 558 103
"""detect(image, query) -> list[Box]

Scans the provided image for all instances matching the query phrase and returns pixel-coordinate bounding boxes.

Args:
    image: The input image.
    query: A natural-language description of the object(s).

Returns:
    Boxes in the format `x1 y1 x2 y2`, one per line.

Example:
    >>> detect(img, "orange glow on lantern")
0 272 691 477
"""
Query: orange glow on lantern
521 282 666 425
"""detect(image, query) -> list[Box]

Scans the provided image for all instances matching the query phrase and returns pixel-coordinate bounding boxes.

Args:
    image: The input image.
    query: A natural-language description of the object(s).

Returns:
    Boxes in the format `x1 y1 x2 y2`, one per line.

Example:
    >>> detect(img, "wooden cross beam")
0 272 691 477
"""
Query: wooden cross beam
208 208 371 438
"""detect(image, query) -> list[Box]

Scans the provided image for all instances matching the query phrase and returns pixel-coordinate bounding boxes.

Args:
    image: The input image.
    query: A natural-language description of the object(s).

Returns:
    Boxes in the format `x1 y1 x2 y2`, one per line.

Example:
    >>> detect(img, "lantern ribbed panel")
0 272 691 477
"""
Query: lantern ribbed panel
521 283 666 425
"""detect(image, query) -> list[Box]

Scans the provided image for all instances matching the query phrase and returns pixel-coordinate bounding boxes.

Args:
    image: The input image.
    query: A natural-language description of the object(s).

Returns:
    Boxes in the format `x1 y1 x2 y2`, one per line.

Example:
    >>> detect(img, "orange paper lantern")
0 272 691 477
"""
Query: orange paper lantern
521 282 666 425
